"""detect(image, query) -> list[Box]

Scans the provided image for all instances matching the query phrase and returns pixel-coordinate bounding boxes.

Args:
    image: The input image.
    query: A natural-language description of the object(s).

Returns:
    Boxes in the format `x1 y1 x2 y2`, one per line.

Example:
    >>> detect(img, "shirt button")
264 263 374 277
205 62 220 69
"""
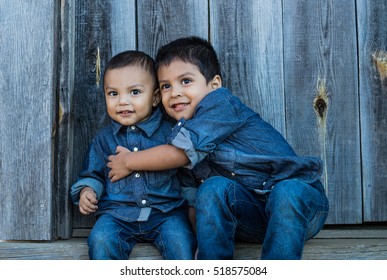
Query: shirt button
141 199 147 205
131 126 136 130
231 172 236 176
263 181 267 186
133 147 138 152
177 122 182 126
135 173 141 178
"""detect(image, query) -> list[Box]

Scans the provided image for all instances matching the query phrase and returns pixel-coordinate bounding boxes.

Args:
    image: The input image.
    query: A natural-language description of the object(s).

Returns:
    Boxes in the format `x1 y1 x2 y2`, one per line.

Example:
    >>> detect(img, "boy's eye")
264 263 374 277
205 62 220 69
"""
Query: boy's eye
160 84 171 91
107 91 118 96
131 89 141 95
182 79 191 85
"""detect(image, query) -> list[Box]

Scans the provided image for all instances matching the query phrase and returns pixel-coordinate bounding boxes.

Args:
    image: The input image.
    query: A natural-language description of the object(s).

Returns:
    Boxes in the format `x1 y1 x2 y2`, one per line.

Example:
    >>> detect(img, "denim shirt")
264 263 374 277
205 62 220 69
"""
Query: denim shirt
71 107 187 222
169 87 323 195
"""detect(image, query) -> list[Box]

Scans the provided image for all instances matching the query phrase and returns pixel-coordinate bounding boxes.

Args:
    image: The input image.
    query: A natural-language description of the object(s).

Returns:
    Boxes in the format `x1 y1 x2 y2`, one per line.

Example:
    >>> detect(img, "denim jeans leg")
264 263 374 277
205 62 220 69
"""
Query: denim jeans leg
262 179 329 260
88 214 135 260
151 209 196 260
195 176 267 259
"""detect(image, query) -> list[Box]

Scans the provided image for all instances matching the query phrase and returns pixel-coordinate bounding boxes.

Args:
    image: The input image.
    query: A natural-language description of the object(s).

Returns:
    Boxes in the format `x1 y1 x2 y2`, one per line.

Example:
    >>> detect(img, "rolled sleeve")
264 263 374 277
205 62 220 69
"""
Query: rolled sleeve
70 178 104 205
169 120 209 168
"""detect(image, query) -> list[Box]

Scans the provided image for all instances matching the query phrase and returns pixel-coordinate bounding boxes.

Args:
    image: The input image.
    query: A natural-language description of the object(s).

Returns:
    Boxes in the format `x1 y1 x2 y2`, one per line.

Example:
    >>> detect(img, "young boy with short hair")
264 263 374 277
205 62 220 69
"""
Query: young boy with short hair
107 37 329 260
70 50 196 260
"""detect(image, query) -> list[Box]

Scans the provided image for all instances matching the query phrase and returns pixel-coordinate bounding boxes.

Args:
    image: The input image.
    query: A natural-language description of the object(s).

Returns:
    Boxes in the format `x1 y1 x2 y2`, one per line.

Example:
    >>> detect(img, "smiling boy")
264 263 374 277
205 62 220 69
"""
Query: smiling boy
70 50 195 260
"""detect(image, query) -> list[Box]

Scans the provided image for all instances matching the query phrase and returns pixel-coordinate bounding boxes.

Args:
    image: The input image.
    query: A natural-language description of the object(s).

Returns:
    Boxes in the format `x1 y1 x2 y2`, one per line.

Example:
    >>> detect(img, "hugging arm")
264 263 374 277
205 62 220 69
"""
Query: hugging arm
107 144 190 182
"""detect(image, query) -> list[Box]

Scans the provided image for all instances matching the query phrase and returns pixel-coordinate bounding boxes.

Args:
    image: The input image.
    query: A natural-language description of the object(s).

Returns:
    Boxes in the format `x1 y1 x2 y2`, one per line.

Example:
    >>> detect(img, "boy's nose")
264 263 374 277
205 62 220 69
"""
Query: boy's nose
119 94 130 105
171 86 182 98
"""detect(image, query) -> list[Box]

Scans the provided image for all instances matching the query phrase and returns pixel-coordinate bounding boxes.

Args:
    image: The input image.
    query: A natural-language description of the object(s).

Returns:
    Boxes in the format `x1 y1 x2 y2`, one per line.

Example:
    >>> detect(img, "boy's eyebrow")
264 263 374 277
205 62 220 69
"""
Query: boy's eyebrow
158 72 196 83
105 83 145 90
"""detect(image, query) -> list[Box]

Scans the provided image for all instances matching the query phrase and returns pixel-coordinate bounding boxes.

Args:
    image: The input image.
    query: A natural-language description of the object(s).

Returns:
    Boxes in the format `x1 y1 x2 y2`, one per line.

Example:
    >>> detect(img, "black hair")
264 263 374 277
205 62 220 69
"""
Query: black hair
155 36 221 83
103 50 157 88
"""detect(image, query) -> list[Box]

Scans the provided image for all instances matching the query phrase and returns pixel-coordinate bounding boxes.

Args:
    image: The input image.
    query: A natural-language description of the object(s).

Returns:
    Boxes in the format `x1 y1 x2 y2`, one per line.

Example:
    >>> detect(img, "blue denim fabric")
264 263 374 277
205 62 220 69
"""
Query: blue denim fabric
168 87 329 259
195 176 329 260
70 107 189 222
169 87 323 192
88 209 196 260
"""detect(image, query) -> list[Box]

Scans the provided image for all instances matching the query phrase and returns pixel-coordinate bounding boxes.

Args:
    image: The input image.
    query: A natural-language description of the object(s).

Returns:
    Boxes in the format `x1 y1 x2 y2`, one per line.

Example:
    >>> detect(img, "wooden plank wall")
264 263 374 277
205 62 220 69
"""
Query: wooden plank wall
1 0 386 240
283 1 361 224
68 0 387 233
358 0 387 222
0 1 59 240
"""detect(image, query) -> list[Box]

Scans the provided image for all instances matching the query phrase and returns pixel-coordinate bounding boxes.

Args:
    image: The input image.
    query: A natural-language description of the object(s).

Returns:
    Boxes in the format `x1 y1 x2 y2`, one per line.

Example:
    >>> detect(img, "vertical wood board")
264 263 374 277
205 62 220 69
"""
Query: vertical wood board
357 0 387 222
283 0 361 224
137 0 208 58
56 0 75 239
210 0 285 134
0 1 58 240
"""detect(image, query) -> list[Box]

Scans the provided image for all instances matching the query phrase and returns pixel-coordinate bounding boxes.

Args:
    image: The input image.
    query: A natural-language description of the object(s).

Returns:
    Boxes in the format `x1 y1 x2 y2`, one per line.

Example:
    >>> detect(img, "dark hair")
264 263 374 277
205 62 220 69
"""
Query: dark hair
155 36 221 83
103 50 157 88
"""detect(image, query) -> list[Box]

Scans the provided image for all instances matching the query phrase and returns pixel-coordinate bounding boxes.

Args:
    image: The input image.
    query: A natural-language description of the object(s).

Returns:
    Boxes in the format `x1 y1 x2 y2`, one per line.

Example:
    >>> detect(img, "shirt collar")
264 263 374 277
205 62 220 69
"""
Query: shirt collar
111 106 163 137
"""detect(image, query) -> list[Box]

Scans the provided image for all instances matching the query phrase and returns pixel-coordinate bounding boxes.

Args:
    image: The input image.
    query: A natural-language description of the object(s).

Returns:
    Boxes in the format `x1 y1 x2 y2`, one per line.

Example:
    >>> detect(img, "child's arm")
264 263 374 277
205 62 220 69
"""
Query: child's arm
78 187 98 215
107 144 189 182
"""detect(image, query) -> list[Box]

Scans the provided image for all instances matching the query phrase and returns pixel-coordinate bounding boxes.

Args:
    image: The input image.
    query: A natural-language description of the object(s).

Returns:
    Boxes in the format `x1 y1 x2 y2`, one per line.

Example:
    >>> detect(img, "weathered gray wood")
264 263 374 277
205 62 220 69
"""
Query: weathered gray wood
357 1 387 222
210 0 285 134
137 0 208 58
71 0 136 229
283 0 361 224
0 1 59 240
56 0 75 240
3 226 387 260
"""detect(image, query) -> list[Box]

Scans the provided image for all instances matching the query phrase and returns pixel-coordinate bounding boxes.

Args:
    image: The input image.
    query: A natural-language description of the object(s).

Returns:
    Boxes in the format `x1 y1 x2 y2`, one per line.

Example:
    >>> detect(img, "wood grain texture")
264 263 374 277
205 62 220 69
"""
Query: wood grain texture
283 0 361 224
357 1 387 222
0 1 59 240
210 0 285 134
56 0 75 240
3 226 387 260
2 0 387 242
137 0 208 58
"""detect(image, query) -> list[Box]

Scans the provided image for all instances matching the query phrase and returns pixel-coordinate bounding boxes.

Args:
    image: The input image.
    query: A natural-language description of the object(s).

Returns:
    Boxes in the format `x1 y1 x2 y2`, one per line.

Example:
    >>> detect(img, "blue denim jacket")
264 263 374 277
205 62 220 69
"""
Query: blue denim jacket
169 87 323 195
71 107 188 222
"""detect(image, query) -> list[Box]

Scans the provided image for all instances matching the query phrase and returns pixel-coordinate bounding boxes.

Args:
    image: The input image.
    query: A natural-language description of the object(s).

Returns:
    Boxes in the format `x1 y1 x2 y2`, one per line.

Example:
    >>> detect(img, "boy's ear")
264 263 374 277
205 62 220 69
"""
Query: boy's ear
210 75 222 90
152 88 161 107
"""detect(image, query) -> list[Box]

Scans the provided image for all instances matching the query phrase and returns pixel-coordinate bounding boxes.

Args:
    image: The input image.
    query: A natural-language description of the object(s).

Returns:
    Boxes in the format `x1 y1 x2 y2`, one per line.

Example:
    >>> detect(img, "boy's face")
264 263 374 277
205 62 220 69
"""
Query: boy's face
158 60 221 121
104 65 159 126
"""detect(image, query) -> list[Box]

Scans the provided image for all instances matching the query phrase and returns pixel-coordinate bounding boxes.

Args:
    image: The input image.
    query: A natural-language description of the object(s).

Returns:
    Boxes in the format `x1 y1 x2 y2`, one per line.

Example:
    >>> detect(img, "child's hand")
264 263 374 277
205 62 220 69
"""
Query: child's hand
79 187 98 215
107 146 133 182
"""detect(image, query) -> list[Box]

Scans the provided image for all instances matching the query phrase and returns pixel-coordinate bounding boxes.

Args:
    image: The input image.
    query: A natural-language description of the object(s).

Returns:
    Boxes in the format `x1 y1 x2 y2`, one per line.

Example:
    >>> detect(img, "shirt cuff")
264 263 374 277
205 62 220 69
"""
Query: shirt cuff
168 120 208 168
70 178 104 204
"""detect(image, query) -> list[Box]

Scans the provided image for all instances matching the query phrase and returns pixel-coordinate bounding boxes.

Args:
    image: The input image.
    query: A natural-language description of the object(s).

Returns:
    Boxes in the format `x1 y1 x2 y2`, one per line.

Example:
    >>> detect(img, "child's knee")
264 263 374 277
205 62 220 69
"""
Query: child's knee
197 176 230 195
88 227 118 248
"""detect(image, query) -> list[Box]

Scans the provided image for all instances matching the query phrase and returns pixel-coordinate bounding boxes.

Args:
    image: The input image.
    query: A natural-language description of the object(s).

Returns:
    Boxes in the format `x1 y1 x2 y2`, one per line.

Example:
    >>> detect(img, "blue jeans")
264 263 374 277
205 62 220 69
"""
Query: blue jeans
87 208 196 260
195 176 329 260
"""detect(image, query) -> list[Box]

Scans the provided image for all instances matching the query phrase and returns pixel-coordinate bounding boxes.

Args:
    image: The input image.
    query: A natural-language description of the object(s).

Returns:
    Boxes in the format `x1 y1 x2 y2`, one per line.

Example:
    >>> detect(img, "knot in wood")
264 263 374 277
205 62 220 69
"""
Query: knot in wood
314 98 327 119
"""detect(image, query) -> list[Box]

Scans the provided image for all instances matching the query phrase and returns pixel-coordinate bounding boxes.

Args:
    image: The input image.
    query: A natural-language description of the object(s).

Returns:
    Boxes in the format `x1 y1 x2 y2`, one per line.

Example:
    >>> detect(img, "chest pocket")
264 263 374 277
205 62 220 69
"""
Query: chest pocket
104 169 127 194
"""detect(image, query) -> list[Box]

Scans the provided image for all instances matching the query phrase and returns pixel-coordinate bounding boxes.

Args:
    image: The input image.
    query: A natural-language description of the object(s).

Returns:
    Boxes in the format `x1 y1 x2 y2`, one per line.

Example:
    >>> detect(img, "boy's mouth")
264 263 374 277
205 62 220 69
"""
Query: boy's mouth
118 110 134 116
171 103 189 110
